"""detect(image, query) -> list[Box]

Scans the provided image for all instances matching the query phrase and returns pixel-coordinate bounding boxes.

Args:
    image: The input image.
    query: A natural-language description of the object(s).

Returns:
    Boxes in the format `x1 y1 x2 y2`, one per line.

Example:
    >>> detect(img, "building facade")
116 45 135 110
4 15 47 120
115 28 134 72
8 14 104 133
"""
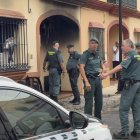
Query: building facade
0 0 140 92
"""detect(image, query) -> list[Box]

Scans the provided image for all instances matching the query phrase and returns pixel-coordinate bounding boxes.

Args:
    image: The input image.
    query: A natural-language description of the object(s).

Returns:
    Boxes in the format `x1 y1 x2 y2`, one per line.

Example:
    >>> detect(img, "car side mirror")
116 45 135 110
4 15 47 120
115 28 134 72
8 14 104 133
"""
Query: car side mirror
64 120 71 128
69 111 88 129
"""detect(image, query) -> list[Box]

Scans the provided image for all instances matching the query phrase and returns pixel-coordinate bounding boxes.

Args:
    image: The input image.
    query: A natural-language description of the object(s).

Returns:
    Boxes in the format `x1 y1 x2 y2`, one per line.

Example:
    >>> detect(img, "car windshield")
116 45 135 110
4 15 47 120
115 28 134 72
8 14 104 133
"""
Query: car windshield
0 89 65 139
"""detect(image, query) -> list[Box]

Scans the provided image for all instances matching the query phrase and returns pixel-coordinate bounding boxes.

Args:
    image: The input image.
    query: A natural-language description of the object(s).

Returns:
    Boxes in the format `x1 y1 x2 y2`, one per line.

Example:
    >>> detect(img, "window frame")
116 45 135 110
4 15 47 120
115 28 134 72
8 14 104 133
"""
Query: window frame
89 27 105 60
107 0 137 10
0 17 29 71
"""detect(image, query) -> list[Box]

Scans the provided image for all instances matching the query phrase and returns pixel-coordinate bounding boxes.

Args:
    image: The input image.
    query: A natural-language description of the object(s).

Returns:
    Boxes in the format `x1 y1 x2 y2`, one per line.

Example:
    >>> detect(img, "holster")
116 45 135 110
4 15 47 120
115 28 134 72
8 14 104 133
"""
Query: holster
124 79 140 90
124 80 130 90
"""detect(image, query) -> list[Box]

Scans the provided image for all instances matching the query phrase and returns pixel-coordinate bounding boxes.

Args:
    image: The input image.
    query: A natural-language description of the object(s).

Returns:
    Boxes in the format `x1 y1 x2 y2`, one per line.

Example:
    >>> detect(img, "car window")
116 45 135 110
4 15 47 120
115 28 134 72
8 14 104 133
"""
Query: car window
0 89 66 139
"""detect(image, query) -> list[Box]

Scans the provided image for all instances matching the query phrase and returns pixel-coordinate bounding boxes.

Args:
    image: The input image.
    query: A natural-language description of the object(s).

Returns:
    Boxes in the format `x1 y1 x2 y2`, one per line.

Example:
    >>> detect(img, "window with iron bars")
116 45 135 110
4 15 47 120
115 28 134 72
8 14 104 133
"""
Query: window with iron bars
0 17 29 72
89 28 105 60
107 0 137 10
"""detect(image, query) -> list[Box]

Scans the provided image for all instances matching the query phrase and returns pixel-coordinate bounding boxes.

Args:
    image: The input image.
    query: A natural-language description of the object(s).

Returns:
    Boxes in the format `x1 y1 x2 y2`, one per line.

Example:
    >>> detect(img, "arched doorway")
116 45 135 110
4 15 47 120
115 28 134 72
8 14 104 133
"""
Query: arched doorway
37 11 80 91
107 20 129 73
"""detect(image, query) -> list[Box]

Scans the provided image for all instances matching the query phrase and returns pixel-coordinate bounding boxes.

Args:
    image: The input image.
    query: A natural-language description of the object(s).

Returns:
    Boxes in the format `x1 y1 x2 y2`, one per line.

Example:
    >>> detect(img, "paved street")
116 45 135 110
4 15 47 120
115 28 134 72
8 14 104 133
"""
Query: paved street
59 83 138 140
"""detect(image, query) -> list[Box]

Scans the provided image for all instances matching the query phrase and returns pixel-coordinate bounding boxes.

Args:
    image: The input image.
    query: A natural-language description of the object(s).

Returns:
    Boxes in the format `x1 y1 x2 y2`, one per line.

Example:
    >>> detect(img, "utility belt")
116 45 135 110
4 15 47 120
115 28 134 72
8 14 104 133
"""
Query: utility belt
67 68 79 73
86 72 100 79
124 79 140 84
48 67 62 75
123 79 140 90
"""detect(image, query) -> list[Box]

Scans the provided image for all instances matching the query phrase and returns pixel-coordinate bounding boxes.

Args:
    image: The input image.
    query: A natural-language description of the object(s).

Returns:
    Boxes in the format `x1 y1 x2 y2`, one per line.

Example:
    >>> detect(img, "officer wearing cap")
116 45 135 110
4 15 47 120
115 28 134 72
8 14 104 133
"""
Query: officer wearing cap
43 41 65 102
101 39 140 139
66 44 81 105
135 43 140 55
79 37 105 119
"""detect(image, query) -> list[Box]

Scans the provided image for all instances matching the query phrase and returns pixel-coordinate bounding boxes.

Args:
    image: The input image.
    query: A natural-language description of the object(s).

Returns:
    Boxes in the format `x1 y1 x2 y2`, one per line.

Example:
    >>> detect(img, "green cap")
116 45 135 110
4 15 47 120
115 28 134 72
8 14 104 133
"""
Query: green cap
135 43 140 48
90 37 99 44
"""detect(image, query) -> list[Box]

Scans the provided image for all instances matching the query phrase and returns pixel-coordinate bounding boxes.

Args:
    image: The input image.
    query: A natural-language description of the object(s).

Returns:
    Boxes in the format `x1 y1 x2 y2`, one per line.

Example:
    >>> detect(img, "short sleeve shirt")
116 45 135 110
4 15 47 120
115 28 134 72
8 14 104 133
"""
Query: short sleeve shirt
66 51 81 71
57 50 64 63
79 49 101 74
120 50 140 80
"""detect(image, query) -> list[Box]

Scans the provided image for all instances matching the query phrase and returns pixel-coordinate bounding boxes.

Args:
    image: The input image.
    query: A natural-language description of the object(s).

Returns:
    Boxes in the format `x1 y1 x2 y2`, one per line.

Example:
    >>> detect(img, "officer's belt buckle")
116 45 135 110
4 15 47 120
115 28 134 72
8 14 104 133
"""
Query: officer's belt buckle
86 73 100 78
93 73 100 77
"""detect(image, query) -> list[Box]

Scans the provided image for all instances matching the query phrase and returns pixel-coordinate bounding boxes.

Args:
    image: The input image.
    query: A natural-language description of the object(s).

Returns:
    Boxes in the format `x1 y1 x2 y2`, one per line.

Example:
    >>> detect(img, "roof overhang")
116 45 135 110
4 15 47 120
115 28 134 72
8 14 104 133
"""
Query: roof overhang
52 0 86 6
84 0 140 19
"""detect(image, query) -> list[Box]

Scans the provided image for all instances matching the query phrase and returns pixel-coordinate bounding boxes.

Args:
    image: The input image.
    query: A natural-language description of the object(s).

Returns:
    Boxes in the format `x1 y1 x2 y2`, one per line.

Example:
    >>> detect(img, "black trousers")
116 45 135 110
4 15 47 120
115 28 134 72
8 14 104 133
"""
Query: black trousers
84 77 103 120
112 61 119 79
68 68 80 101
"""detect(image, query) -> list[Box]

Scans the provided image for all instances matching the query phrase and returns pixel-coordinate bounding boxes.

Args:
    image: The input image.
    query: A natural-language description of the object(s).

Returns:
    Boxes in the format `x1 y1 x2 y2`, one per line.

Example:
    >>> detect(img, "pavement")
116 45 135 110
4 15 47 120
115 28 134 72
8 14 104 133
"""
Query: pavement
59 82 120 114
59 83 137 140
103 82 118 96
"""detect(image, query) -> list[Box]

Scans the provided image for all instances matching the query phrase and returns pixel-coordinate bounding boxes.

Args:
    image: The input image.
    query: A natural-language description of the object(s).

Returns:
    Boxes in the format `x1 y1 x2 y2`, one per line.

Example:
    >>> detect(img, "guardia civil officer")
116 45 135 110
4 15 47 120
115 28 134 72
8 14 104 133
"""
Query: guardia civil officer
43 41 65 102
101 39 140 139
79 38 105 120
66 44 81 105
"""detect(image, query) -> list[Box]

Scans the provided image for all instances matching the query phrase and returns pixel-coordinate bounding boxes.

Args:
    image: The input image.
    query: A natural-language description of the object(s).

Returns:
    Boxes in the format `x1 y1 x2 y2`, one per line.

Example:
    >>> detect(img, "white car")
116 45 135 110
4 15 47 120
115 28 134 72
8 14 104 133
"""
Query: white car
0 76 112 140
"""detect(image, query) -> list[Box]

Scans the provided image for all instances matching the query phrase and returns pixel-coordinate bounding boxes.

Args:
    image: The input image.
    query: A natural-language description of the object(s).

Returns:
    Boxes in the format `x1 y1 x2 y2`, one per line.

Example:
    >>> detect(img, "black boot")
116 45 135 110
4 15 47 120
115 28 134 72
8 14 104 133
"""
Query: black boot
50 95 54 100
69 98 76 103
113 131 129 139
131 131 140 138
53 96 58 102
50 95 57 102
73 100 80 105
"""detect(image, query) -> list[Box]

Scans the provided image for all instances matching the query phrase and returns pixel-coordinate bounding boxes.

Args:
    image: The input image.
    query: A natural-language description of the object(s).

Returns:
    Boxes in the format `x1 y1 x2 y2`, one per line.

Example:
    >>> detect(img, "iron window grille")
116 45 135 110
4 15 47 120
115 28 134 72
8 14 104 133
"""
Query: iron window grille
89 28 105 60
107 0 137 10
0 17 29 72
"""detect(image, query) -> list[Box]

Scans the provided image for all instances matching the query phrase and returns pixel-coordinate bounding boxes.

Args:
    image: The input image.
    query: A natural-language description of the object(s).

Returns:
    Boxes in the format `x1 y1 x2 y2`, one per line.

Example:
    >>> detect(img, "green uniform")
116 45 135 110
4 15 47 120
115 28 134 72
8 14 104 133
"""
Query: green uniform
80 49 103 119
44 48 64 101
119 50 140 134
66 52 81 71
66 52 81 102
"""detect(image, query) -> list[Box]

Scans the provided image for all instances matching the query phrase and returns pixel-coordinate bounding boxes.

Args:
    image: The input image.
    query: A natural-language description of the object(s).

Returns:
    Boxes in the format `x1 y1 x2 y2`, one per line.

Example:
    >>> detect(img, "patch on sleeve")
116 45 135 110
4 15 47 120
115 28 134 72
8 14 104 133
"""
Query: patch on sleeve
134 55 140 60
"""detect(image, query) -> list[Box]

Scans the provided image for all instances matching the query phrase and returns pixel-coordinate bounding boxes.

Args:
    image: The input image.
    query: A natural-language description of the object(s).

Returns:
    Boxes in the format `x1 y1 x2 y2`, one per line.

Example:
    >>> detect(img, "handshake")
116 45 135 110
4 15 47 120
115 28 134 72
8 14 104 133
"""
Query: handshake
99 71 109 80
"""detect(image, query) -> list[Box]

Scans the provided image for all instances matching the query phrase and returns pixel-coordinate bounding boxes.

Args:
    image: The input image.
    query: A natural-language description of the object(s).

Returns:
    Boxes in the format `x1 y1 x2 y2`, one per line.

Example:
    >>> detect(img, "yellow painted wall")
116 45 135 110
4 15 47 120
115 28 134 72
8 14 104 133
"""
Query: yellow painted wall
99 0 107 2
80 7 136 87
0 0 80 72
0 0 81 91
128 17 140 41
80 7 129 52
80 8 109 87
137 0 140 11
1 0 140 90
35 2 81 91
0 0 37 73
80 5 140 86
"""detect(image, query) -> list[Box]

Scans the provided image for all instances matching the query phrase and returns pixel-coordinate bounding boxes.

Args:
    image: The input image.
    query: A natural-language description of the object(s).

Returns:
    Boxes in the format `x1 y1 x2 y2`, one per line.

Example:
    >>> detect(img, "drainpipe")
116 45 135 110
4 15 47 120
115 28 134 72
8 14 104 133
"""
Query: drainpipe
28 0 31 13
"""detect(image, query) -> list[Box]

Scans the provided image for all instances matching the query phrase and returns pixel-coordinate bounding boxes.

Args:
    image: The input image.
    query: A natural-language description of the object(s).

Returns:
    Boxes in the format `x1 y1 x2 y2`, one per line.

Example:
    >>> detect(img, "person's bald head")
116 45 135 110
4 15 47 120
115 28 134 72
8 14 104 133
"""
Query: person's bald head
124 39 134 48
122 39 134 54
